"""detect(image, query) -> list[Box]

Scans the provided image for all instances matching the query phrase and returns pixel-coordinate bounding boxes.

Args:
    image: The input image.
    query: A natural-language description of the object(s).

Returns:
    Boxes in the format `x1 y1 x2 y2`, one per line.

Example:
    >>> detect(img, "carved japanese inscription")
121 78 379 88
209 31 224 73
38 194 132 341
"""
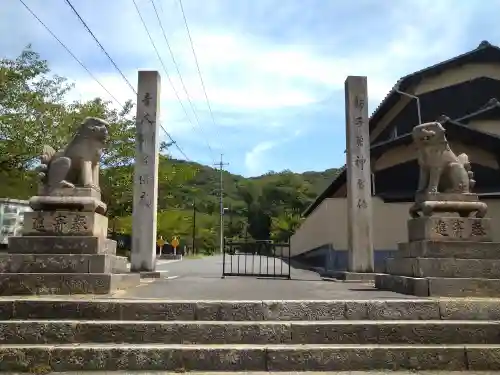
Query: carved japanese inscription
410 216 491 242
131 70 161 272
23 211 107 237
345 76 373 272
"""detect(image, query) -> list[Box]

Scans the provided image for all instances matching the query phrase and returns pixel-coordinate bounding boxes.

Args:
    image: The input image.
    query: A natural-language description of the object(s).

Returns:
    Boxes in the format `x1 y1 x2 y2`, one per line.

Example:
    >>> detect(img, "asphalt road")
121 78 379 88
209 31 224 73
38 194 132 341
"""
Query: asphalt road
118 255 417 300
156 254 317 280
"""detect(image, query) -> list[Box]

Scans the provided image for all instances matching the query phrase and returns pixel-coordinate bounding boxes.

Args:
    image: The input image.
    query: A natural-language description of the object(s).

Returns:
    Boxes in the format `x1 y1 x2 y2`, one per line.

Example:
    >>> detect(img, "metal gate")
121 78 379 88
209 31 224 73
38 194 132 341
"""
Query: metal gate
222 239 291 279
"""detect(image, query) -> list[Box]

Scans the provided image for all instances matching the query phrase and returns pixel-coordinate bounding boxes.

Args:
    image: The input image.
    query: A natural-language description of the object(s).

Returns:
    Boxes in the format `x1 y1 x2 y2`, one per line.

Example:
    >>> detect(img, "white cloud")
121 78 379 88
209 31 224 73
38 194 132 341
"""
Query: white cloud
245 141 278 176
56 1 474 121
2 0 498 175
244 129 302 175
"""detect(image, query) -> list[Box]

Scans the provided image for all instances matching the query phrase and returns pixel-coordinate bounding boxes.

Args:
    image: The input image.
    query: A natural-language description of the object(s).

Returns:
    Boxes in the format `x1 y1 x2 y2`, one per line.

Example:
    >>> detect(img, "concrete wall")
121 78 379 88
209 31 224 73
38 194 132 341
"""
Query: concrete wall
291 198 340 256
291 196 500 258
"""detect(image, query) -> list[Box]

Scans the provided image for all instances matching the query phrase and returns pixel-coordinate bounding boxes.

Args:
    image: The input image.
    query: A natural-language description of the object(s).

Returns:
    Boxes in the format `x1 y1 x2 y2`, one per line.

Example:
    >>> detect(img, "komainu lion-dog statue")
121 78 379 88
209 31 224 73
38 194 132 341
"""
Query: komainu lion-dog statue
413 121 475 195
409 121 486 218
36 117 109 194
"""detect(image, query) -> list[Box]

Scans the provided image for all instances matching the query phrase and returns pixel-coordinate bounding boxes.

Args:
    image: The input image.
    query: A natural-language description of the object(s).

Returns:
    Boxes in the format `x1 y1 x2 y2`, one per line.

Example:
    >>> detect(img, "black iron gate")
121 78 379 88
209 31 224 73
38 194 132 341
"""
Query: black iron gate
222 239 291 279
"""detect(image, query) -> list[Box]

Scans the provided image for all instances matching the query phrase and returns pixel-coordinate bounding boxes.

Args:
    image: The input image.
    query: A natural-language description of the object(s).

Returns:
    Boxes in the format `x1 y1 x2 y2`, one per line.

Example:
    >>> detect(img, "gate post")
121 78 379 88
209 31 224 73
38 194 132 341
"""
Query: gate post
131 71 161 272
221 236 226 278
345 76 374 274
287 239 292 279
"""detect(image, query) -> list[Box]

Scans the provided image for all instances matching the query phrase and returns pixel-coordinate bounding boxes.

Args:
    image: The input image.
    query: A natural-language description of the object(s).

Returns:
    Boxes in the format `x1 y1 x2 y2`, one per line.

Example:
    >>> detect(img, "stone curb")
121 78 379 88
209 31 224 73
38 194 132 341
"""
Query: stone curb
1 320 500 345
1 299 500 321
0 273 140 295
2 344 498 372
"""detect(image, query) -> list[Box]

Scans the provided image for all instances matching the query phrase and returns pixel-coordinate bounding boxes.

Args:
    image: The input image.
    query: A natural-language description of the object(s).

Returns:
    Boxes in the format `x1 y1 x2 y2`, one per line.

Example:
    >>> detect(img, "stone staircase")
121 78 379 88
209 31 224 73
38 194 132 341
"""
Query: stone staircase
1 298 500 372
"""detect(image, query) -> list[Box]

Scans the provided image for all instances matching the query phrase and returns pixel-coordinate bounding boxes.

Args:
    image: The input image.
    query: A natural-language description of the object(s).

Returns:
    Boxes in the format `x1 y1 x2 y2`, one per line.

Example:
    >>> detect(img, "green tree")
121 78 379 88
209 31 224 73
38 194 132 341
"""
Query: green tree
270 212 303 242
0 46 137 214
0 46 73 171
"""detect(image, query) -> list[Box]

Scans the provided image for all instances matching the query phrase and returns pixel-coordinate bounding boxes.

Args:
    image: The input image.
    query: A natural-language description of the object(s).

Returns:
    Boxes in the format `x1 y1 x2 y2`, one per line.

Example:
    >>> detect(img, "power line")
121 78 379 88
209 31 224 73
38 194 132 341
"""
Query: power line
131 0 210 162
178 0 218 131
163 138 190 161
149 0 215 162
62 0 190 161
63 0 137 95
18 0 123 109
20 0 190 161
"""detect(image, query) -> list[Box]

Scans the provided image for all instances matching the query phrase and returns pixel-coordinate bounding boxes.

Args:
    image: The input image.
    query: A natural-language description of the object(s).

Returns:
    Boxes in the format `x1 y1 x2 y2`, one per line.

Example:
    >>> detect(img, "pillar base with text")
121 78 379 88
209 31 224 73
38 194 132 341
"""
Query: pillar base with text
375 216 500 297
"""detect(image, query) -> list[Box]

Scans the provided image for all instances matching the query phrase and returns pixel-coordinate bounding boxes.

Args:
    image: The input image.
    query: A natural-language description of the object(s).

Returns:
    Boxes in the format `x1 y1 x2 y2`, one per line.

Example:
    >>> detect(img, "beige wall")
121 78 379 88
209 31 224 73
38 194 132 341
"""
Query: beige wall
291 196 500 257
374 140 499 172
291 198 340 255
467 119 500 137
413 63 500 96
331 140 499 197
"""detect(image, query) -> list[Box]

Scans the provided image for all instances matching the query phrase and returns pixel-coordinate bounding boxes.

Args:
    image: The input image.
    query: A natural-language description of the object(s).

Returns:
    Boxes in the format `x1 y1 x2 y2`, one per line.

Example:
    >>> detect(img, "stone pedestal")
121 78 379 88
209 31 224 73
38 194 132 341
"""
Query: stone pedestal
375 215 500 297
0 188 140 295
30 187 107 215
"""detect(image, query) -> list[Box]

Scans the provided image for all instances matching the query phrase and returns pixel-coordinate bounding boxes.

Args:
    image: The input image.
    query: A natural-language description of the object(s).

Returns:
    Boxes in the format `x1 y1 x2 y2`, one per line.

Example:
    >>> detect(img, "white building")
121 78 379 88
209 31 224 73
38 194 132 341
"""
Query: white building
0 198 31 246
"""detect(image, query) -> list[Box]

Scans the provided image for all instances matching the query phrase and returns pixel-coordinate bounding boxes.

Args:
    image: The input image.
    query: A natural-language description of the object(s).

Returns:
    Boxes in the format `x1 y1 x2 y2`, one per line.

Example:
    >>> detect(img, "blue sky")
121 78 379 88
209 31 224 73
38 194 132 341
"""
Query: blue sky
3 0 500 177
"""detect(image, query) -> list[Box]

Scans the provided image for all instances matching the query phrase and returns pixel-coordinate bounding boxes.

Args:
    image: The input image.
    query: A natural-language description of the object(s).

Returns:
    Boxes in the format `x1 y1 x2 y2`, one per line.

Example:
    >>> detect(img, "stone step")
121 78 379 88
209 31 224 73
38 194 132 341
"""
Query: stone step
15 373 497 375
386 257 500 279
1 299 499 321
0 254 128 274
1 343 499 371
0 273 140 295
376 274 500 297
397 240 500 259
8 236 117 255
2 320 500 345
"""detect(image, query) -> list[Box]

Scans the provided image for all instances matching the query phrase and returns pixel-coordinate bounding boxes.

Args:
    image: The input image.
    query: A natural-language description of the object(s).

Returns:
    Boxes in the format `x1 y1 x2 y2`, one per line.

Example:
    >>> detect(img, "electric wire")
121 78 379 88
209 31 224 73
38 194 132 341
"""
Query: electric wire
64 0 137 95
149 0 215 162
62 0 190 160
131 0 210 161
178 0 218 131
18 0 124 109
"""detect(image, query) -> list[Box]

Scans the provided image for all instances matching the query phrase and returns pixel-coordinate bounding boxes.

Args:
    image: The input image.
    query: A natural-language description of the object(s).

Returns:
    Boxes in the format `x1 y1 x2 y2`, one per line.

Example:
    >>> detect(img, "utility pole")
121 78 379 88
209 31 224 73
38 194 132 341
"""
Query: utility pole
192 200 196 255
228 204 233 238
213 154 229 254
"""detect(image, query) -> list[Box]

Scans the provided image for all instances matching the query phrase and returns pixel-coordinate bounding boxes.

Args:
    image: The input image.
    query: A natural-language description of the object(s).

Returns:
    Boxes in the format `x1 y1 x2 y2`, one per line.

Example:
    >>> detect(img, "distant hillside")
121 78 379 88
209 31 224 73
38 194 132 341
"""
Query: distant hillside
181 161 340 214
111 159 341 247
1 157 341 251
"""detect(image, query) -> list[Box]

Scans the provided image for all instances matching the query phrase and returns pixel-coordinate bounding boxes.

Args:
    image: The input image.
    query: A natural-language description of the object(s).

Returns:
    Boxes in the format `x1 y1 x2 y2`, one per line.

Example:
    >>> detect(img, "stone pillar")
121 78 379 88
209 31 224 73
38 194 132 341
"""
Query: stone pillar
345 76 374 274
131 71 161 272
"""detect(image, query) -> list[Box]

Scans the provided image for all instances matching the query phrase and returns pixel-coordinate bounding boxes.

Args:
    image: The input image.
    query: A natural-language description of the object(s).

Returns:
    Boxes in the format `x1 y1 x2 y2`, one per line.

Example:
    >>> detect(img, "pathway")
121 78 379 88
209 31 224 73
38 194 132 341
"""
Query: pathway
116 255 418 300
